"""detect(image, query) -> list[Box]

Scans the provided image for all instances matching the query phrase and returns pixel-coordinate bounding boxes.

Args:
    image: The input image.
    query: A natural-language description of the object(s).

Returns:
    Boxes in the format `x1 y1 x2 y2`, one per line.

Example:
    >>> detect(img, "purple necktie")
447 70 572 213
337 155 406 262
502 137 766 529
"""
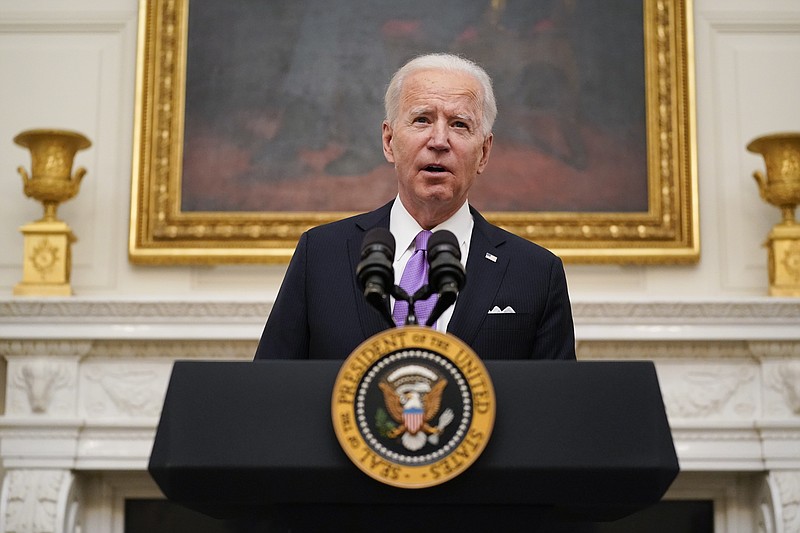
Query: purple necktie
393 230 438 327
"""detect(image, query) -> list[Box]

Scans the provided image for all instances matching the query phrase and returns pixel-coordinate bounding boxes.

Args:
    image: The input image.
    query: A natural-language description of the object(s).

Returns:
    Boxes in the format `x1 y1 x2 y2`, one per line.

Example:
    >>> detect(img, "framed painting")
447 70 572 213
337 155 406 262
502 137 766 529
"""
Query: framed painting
130 0 697 264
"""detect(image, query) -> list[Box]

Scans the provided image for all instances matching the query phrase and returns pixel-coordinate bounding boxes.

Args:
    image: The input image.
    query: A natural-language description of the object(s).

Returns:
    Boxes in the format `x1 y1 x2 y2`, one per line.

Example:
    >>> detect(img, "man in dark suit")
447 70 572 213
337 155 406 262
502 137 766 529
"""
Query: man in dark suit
255 53 575 361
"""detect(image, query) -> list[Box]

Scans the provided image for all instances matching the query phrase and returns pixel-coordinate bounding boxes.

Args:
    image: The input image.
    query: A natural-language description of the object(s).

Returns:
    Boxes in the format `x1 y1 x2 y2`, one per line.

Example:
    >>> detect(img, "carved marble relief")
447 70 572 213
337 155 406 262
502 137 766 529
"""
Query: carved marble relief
660 365 758 419
0 470 76 533
82 364 170 418
8 360 77 416
772 471 800 533
764 362 800 417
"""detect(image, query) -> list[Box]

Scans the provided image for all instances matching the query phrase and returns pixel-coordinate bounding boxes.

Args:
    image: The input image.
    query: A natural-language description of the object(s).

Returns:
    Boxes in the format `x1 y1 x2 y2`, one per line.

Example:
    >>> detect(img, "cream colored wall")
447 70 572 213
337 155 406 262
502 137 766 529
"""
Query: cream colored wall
0 0 799 302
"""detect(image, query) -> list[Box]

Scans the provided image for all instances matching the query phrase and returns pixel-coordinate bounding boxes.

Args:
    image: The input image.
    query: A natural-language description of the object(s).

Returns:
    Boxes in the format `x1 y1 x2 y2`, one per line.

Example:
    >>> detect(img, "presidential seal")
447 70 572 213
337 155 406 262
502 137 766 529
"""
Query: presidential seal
332 326 495 488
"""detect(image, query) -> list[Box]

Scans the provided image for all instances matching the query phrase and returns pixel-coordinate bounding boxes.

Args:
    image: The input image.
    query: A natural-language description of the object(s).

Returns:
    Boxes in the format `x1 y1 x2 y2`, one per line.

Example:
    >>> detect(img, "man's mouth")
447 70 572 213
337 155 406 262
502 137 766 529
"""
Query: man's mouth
423 164 447 173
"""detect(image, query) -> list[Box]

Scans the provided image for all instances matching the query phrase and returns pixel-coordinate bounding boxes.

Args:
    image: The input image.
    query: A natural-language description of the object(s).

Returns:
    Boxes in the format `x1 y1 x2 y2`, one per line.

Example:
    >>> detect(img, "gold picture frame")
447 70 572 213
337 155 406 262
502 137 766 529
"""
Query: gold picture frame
130 0 697 264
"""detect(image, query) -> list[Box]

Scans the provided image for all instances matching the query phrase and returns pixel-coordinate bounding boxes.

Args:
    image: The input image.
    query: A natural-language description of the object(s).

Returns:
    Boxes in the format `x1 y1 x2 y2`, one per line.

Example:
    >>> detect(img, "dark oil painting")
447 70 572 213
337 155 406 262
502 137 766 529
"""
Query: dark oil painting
181 0 647 214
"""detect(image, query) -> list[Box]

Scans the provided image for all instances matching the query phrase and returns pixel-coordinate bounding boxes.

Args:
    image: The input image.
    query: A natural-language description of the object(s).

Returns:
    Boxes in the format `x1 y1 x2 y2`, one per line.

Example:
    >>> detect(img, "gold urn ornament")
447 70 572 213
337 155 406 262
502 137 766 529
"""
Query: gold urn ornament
747 132 800 297
13 128 91 296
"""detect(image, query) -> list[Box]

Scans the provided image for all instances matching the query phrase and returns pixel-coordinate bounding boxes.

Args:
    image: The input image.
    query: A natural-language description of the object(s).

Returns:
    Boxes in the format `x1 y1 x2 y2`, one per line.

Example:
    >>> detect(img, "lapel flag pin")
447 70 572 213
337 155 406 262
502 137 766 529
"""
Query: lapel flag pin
485 252 497 262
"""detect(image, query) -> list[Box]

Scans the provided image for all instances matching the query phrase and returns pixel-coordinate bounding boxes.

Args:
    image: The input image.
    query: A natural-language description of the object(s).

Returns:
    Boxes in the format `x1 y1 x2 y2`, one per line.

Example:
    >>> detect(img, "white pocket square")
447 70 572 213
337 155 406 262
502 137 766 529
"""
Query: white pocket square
488 305 515 314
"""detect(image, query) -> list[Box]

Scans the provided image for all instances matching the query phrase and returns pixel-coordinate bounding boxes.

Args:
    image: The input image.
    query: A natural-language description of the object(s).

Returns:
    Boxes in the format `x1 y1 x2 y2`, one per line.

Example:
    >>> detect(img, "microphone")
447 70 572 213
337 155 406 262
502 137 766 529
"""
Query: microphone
425 230 466 327
356 228 396 327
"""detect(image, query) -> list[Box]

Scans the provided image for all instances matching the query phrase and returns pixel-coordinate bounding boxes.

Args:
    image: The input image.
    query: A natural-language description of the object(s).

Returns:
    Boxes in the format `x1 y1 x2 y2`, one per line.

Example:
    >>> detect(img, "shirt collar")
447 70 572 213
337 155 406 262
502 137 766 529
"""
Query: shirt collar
389 196 473 258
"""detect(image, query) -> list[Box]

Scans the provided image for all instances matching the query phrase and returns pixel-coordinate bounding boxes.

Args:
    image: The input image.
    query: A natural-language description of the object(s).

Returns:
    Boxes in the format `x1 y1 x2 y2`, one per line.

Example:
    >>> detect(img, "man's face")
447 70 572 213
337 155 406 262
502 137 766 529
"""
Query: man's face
382 69 493 227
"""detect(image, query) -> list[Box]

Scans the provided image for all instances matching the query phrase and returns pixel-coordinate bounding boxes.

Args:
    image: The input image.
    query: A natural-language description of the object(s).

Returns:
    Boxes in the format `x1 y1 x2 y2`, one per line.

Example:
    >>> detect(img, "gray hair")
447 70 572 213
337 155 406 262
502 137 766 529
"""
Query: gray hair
384 53 497 137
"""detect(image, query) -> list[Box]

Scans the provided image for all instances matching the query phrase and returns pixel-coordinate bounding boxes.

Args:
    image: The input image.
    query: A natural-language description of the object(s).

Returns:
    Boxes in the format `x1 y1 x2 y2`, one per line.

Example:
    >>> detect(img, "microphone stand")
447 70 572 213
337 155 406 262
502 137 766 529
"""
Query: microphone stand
363 280 396 328
391 284 437 327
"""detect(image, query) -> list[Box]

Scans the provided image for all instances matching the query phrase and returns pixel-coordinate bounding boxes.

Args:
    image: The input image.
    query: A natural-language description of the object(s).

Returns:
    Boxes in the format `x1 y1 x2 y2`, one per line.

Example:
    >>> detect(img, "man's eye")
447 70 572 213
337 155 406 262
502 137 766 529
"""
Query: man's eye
413 117 429 124
453 121 468 129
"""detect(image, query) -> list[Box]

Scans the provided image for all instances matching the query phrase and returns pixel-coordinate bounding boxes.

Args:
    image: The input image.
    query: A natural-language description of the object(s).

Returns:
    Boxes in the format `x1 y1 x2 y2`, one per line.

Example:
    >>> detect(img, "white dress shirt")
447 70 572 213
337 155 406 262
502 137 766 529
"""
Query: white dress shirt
389 196 473 332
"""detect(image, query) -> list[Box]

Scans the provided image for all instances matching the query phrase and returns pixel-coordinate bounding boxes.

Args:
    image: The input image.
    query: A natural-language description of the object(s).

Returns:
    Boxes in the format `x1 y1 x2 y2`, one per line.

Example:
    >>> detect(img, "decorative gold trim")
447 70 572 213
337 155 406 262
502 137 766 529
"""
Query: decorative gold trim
130 0 698 264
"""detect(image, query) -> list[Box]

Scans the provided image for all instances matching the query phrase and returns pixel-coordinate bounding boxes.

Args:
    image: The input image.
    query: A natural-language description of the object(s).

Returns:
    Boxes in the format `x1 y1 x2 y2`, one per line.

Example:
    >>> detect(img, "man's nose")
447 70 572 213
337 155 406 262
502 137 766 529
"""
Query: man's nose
427 121 450 150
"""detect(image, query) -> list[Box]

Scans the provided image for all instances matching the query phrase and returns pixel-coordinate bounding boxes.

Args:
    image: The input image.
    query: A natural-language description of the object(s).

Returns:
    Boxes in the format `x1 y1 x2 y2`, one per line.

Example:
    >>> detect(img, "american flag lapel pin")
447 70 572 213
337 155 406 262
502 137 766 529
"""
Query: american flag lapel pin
485 252 497 262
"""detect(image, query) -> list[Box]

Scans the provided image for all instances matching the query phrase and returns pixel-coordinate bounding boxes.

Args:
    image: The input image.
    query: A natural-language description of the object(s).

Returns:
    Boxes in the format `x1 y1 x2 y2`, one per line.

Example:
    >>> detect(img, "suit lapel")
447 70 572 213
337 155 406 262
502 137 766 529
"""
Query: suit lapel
448 209 508 346
348 201 394 339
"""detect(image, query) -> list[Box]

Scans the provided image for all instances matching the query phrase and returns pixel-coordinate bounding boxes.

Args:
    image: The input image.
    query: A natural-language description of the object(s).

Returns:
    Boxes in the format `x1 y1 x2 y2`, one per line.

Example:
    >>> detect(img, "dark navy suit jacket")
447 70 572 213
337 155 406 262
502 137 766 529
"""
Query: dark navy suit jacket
254 201 575 360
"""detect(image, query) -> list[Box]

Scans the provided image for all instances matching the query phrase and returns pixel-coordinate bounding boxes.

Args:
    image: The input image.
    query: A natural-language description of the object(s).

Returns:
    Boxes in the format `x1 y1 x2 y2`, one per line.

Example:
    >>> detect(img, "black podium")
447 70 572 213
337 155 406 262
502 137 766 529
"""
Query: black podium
149 360 678 532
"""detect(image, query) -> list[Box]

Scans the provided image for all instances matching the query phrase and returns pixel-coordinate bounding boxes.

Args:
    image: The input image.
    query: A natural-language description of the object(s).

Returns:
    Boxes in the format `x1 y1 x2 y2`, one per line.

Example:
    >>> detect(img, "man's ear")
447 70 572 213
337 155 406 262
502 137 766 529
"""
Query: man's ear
477 133 493 174
382 121 395 164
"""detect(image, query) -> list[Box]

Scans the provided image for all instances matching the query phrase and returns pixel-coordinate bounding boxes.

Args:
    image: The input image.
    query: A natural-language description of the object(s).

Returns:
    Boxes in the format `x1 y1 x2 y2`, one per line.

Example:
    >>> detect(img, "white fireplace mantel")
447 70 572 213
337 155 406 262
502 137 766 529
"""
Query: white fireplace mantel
1 297 799 340
0 297 799 533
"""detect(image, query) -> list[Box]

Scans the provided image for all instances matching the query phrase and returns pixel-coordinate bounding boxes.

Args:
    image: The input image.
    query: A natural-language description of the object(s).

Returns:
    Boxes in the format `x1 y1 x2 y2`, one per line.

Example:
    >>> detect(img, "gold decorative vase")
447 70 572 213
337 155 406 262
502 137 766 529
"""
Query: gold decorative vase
746 132 800 297
12 128 91 297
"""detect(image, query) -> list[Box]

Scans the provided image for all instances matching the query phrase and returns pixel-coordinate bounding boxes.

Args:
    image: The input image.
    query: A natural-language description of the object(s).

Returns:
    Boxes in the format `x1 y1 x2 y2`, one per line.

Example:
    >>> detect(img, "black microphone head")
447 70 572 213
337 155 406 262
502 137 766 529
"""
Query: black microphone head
357 227 396 293
355 228 396 328
427 229 465 291
361 227 396 259
427 229 461 259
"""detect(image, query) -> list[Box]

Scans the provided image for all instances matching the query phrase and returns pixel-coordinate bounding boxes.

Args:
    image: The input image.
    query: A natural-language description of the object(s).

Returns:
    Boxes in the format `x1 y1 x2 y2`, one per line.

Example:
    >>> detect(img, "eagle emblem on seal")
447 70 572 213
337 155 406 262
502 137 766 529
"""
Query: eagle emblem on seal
378 364 455 451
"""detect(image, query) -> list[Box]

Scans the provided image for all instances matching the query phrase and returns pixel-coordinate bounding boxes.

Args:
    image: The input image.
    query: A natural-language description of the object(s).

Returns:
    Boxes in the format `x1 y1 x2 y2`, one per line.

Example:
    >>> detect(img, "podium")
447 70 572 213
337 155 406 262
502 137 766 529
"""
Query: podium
149 360 678 531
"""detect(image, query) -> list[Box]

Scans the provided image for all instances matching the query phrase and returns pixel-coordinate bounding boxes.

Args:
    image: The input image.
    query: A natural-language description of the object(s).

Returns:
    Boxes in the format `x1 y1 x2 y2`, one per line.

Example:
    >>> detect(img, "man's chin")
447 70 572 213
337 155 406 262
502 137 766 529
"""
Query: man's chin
418 188 456 204
415 176 455 194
